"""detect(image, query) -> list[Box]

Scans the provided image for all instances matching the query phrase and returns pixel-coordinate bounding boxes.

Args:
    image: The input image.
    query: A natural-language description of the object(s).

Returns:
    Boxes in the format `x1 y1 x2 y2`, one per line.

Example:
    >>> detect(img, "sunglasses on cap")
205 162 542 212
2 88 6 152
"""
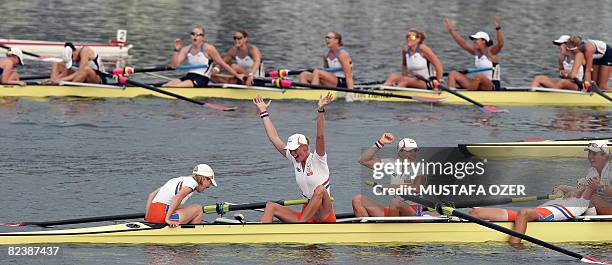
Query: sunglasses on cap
190 32 204 37
325 36 336 40
400 148 419 153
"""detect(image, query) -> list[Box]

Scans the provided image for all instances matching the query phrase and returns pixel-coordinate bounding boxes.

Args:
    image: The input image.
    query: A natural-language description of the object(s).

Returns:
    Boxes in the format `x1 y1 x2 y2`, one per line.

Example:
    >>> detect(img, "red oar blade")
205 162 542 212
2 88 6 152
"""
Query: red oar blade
581 256 612 264
411 95 448 103
205 103 237 111
482 105 508 113
0 221 25 227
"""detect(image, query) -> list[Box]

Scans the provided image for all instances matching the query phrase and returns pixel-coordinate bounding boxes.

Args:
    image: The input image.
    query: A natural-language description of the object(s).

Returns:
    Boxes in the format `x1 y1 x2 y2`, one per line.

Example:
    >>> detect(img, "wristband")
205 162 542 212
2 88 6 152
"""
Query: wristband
375 140 384 149
174 48 179 52
317 108 325 113
495 27 501 31
259 111 269 118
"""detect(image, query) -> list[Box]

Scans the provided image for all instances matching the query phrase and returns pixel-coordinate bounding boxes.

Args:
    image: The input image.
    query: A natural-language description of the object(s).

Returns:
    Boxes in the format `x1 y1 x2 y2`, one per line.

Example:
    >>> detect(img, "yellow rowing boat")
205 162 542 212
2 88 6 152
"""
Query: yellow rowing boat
1 84 611 107
459 138 612 159
1 218 609 245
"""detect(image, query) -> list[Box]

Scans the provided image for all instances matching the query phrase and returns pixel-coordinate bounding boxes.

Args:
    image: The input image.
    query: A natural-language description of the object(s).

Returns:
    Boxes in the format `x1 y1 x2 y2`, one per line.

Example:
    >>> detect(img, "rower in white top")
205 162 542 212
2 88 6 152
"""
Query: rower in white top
213 31 263 86
444 16 504 91
0 47 25 86
163 25 244 88
45 42 106 84
531 35 585 90
254 93 336 223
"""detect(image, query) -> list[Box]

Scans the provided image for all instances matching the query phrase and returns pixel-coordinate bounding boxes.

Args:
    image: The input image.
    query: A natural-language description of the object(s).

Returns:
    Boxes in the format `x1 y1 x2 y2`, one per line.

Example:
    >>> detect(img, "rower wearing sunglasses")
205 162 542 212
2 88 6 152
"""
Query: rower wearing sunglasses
566 36 612 91
383 29 444 90
298 32 355 101
213 31 263 86
163 25 244 88
352 133 426 217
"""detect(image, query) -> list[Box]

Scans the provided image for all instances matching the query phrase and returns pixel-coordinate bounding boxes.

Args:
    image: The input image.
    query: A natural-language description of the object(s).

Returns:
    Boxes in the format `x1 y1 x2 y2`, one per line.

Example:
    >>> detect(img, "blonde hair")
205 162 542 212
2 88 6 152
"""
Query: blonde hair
193 25 206 36
567 35 582 48
192 174 208 185
408 29 427 43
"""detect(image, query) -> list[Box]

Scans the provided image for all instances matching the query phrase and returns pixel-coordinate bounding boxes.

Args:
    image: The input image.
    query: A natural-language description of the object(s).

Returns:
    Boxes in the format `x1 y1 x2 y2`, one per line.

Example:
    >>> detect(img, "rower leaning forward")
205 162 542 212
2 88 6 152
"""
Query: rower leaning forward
254 93 336 223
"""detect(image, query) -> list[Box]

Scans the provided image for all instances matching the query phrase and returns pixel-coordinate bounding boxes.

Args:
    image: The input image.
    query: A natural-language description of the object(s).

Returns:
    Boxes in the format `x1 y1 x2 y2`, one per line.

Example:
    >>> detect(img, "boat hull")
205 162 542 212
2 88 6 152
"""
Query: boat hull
460 139 612 159
0 39 132 56
0 221 610 245
1 85 610 107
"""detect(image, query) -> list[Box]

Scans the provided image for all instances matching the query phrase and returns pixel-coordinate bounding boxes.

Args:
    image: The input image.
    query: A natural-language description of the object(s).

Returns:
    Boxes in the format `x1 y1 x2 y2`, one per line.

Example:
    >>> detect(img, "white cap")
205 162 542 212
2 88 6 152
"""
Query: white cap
62 46 74 69
398 138 418 152
469 31 490 42
193 164 217 187
7 48 24 65
584 141 610 155
284 133 308 151
553 35 570 45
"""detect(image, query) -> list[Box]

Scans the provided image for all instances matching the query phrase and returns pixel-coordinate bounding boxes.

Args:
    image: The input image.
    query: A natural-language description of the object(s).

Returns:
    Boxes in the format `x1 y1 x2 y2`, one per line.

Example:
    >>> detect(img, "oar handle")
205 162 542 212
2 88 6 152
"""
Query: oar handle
22 213 145 227
203 199 310 215
267 67 342 78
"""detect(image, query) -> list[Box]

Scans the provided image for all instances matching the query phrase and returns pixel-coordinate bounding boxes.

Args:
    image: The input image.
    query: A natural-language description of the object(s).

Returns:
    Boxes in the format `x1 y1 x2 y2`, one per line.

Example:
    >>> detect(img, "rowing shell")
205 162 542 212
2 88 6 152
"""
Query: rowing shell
1 84 611 107
1 218 610 244
459 138 612 159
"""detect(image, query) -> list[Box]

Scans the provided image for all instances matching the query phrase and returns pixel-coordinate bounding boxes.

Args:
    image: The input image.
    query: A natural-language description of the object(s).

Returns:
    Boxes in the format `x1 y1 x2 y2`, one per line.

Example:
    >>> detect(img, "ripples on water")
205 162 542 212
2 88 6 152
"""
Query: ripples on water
1 0 611 264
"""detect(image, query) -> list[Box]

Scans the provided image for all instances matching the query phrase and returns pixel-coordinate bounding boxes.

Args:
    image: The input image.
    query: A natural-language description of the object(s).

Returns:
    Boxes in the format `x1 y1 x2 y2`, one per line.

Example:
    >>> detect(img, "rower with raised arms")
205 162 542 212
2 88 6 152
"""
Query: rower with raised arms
298 32 355 100
0 47 26 86
212 31 263 86
352 133 426 217
565 36 611 91
45 42 106 84
444 16 504 91
163 25 244 88
384 29 444 90
145 164 218 227
531 35 585 90
254 93 336 223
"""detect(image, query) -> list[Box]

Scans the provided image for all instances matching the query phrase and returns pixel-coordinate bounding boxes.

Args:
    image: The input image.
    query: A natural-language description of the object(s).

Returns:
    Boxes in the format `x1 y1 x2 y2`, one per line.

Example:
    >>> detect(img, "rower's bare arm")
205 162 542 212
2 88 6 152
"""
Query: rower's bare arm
401 49 408 76
339 51 353 88
165 187 193 226
250 46 263 75
359 133 393 169
77 48 94 72
253 96 286 155
170 41 188 68
569 52 585 79
421 45 444 80
584 46 594 81
221 47 235 64
490 16 504 54
145 187 161 215
316 93 332 156
444 17 475 54
208 44 242 79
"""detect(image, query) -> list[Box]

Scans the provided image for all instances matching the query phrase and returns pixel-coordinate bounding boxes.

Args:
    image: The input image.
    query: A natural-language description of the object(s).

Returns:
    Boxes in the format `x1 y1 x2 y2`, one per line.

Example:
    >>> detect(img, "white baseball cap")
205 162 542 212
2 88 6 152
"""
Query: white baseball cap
62 45 74 69
193 164 217 186
584 141 610 155
285 133 308 151
553 35 570 45
7 48 24 65
469 31 490 42
398 138 418 152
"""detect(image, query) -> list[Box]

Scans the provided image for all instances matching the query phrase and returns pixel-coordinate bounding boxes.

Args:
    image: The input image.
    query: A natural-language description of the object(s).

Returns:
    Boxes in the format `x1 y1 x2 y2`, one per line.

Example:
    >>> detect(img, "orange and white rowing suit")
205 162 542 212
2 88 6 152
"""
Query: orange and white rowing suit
381 158 424 217
285 150 336 222
505 197 590 221
146 176 198 223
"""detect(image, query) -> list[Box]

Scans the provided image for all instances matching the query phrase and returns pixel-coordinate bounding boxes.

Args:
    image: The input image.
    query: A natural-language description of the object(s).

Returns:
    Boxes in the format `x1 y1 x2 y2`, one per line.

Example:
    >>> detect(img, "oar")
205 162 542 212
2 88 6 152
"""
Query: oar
262 78 447 104
588 82 612 102
204 198 309 215
267 67 342 78
414 75 506 113
113 64 209 75
95 69 236 111
402 195 611 264
19 74 51 81
0 44 62 62
1 198 309 227
354 67 493 86
450 194 561 208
